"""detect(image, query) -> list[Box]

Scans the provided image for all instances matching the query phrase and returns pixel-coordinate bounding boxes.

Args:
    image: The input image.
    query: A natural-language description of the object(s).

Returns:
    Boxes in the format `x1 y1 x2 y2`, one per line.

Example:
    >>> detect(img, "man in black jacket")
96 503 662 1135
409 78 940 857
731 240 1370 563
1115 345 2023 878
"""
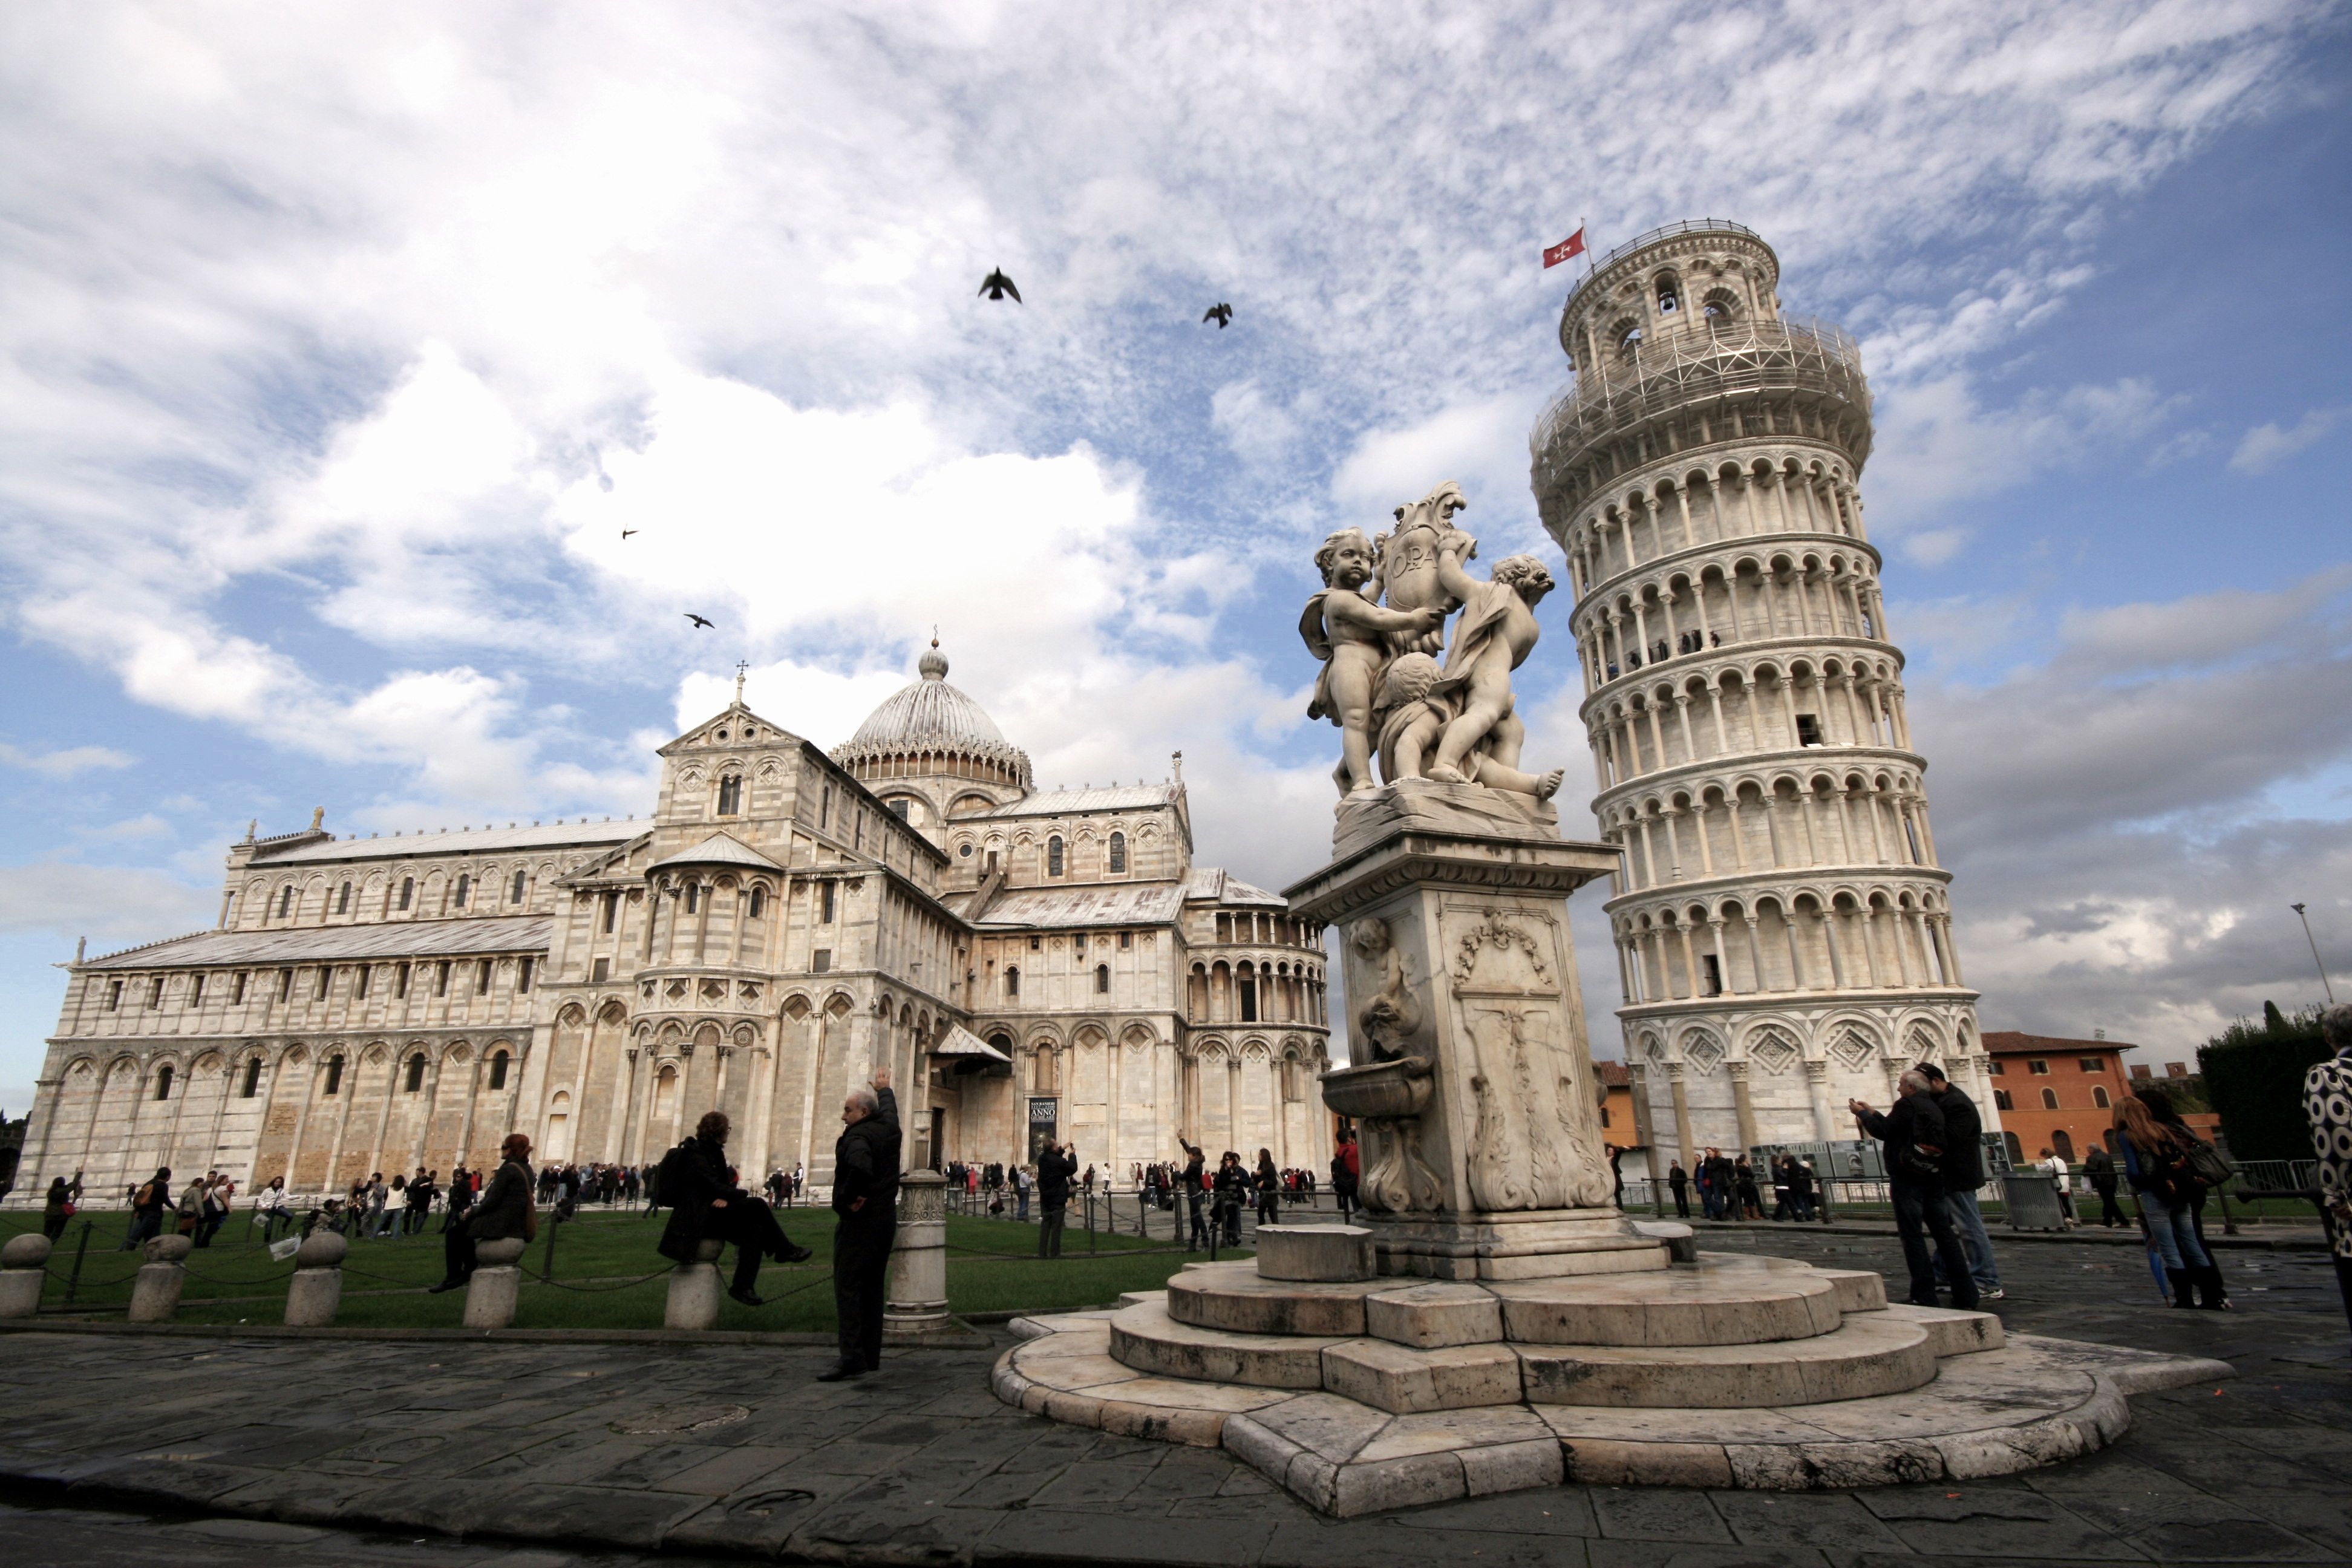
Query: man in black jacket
430 1134 534 1292
1851 1071 1979 1310
818 1068 901 1382
1036 1142 1076 1258
1177 1138 1209 1250
658 1112 814 1307
1919 1062 2003 1301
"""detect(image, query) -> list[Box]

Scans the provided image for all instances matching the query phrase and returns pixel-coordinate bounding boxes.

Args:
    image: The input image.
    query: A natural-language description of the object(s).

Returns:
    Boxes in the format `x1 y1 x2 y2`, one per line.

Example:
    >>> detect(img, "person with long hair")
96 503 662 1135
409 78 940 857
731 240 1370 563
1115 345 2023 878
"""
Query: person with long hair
2113 1091 2228 1309
1255 1148 1281 1229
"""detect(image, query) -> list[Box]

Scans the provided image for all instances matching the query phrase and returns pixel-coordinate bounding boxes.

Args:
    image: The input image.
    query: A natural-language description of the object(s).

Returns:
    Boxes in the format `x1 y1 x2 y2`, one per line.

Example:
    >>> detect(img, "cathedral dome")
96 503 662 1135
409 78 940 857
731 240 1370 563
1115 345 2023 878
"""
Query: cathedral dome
849 651 1006 747
831 648 1033 791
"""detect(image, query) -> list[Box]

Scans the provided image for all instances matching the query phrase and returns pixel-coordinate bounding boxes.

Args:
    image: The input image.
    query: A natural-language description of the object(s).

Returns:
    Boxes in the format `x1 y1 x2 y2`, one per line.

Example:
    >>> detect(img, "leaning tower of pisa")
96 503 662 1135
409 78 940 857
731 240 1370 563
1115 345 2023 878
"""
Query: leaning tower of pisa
1527 220 1990 1174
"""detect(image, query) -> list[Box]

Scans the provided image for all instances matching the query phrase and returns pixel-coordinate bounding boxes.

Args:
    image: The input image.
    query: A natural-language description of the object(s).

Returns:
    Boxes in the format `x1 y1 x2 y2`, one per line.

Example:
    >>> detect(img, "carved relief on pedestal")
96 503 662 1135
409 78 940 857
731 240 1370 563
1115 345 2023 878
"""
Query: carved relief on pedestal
1447 910 1612 1211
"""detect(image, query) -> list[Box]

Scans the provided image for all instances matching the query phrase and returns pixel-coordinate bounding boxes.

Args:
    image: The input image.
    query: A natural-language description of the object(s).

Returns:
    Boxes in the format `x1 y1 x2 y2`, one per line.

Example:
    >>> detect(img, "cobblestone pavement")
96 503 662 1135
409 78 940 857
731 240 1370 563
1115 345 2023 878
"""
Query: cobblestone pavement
1 1230 2346 1567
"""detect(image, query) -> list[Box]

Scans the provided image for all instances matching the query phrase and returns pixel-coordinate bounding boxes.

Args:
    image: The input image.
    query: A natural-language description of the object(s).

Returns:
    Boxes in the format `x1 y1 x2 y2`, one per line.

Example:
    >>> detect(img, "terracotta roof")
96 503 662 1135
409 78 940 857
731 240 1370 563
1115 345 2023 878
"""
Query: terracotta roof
1596 1060 1631 1086
82 915 552 970
1981 1031 2134 1054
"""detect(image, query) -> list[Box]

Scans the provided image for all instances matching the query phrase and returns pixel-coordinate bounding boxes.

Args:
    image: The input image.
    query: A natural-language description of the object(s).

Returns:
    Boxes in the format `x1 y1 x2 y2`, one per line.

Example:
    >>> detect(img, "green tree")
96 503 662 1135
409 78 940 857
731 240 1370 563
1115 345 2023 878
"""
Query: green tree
2197 1001 2329 1165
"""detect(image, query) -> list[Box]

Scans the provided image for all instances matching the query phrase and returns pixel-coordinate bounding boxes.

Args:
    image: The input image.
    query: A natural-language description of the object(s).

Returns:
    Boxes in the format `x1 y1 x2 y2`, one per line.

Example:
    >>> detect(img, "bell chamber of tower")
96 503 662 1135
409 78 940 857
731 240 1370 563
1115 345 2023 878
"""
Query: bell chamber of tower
1527 219 1990 1174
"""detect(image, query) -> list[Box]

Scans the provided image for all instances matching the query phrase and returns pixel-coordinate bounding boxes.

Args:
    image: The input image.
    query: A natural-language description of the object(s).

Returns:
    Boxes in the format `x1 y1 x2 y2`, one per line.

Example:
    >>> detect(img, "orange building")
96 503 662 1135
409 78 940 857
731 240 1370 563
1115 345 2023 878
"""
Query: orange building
1980 1030 2219 1165
1596 1059 1647 1170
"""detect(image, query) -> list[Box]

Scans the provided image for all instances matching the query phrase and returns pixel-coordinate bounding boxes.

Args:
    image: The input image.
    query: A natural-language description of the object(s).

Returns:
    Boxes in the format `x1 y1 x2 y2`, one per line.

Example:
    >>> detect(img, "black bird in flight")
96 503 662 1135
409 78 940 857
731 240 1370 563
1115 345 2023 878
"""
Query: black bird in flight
979 268 1022 303
1203 302 1233 328
685 613 714 629
621 529 637 538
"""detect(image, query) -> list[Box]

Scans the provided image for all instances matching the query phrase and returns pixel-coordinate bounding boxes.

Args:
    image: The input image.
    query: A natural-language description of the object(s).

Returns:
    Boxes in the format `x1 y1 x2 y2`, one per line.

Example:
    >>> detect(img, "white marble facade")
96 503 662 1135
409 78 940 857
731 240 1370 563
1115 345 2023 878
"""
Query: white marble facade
11 652 1331 1201
1529 221 1994 1171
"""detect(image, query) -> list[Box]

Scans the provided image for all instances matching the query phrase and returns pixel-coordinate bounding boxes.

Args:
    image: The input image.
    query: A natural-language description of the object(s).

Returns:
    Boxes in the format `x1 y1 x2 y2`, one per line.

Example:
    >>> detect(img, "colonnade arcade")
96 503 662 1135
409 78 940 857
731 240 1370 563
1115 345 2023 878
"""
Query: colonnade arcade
1565 453 1869 598
1587 655 1913 791
1575 547 1892 694
1612 881 1965 1007
1600 762 1938 890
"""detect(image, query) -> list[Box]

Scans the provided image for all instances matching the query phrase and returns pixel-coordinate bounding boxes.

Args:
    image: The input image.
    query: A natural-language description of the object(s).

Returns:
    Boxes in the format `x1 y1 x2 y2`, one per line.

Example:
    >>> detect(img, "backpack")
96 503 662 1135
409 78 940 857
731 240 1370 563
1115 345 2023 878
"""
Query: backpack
2178 1131 2236 1188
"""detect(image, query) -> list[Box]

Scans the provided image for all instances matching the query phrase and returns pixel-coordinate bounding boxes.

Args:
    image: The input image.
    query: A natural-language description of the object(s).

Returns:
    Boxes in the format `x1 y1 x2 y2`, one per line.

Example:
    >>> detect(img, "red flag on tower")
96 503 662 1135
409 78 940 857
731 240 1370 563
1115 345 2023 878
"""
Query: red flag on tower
1543 226 1587 269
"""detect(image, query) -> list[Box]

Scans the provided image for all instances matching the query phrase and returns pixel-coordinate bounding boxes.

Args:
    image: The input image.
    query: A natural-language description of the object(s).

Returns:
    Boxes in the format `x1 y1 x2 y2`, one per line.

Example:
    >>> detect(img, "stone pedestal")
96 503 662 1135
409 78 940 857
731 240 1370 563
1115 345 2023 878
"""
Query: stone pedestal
128 1233 192 1322
1289 780 1664 1282
284 1232 347 1327
0 1233 50 1319
884 1170 950 1338
464 1237 526 1330
665 1238 725 1330
1255 1225 1376 1282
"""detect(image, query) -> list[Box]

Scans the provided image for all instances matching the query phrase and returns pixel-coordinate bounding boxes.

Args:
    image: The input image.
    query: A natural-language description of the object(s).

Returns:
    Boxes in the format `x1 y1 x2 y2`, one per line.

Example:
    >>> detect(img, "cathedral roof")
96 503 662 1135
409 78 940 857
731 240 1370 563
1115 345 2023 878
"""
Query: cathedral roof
965 884 1189 929
978 784 1180 818
846 650 1008 748
1184 867 1287 907
80 915 552 970
646 832 783 875
246 818 642 864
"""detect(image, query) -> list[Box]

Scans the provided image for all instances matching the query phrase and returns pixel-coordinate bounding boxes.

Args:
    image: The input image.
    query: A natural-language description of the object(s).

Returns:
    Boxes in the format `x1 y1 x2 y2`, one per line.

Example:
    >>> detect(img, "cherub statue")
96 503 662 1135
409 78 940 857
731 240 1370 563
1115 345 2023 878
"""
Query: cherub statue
1377 482 1475 658
1423 538 1564 797
1377 650 1564 799
1302 528 1446 799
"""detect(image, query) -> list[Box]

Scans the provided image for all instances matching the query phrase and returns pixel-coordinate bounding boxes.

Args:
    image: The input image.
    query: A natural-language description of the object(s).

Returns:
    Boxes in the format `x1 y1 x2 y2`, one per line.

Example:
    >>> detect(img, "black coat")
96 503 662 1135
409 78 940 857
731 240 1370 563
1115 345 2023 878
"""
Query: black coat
466 1158 535 1241
1857 1091 1950 1185
832 1087 901 1226
655 1135 738 1263
1036 1147 1076 1209
1930 1085 1986 1191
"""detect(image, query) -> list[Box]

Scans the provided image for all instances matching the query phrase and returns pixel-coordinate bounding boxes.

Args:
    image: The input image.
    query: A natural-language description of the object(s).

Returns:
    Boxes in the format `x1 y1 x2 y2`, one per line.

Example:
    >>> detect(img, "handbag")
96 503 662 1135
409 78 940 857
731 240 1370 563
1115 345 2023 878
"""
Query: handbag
2178 1131 2236 1187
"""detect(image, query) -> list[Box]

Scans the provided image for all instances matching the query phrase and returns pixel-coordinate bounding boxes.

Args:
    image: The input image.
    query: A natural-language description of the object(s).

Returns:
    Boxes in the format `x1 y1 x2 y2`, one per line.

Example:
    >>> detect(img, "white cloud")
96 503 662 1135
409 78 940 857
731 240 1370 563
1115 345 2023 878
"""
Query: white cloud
75 814 171 843
0 863 215 945
2231 403 2351 474
0 742 132 780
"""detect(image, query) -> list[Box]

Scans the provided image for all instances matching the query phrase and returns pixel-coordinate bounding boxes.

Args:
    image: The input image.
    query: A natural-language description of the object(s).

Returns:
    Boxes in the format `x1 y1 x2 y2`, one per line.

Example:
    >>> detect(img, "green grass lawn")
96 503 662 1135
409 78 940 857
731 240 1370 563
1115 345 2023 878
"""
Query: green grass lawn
1 1203 1235 1332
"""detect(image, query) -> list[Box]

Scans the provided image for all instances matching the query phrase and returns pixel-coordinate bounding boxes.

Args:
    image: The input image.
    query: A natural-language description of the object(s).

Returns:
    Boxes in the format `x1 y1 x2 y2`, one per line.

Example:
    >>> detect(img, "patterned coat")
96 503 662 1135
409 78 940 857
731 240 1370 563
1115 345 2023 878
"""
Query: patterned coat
2304 1050 2352 1261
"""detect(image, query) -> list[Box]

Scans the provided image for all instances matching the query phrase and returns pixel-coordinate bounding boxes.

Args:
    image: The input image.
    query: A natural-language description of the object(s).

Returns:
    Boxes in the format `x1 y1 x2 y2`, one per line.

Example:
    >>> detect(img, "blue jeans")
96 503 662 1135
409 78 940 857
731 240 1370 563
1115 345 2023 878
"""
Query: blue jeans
1016 1191 1030 1222
1891 1180 1978 1309
2138 1191 2211 1269
1934 1188 2002 1293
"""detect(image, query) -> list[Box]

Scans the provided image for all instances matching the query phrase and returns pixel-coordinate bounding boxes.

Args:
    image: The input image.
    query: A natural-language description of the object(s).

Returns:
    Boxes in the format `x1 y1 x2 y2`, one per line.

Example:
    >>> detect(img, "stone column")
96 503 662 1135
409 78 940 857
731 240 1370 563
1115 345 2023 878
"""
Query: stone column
463 1236 527 1329
1297 780 1669 1282
284 1231 347 1326
664 1237 725 1330
1726 1062 1760 1156
128 1233 192 1322
1805 1059 1837 1142
883 1169 950 1338
1666 1063 1696 1172
0 1234 49 1318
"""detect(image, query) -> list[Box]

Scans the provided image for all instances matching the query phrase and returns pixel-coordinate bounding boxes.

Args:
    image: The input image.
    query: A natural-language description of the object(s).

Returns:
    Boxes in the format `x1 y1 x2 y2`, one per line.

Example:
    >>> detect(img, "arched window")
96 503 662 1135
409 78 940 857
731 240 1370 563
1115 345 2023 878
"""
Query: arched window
748 887 765 919
1619 325 1643 354
717 776 742 815
335 882 352 914
2001 1131 2023 1166
241 1058 262 1098
1096 964 1110 994
488 1050 509 1091
397 878 414 911
887 798 909 822
1993 1089 2013 1111
405 1052 426 1092
2092 1085 2111 1109
652 1065 676 1122
1109 832 1126 874
2051 1129 2076 1160
1656 277 1679 313
454 874 470 907
1047 837 1064 876
2039 1088 2059 1110
276 886 294 918
1704 294 1737 325
323 1055 345 1096
509 869 526 903
154 1065 174 1100
685 883 700 915
1005 967 1021 998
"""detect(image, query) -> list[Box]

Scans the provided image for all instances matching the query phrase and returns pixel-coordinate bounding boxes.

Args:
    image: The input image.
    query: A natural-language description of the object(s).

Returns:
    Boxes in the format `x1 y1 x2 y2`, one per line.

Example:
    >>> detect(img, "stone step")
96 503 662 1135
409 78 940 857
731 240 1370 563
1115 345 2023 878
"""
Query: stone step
1166 1263 1388 1338
1489 1269 1845 1347
1518 1315 1936 1408
1108 1301 1344 1388
1876 1300 2004 1356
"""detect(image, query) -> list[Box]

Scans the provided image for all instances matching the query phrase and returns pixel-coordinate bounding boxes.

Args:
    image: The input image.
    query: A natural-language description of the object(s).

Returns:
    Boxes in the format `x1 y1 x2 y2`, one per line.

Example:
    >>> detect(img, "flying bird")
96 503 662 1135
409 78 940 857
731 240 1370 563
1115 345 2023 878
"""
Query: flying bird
979 268 1022 303
1203 302 1233 328
685 613 714 629
621 529 637 538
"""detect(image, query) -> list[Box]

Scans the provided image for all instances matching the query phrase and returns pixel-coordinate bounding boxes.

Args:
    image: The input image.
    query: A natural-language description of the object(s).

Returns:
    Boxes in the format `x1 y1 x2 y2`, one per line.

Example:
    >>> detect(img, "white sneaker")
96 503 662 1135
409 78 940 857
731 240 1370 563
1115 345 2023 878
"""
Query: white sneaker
1982 1288 2005 1300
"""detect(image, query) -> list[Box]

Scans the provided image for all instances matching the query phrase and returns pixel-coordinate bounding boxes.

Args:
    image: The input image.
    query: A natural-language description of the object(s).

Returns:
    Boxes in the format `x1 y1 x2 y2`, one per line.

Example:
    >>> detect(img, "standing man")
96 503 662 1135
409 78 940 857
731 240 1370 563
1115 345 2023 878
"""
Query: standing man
1331 1129 1360 1221
1036 1141 1076 1258
2301 1004 2352 1334
2038 1148 2078 1227
2082 1143 2126 1228
818 1067 900 1383
1851 1073 1979 1310
1666 1160 1690 1218
1178 1138 1209 1250
428 1133 535 1293
120 1168 171 1250
1918 1062 2003 1302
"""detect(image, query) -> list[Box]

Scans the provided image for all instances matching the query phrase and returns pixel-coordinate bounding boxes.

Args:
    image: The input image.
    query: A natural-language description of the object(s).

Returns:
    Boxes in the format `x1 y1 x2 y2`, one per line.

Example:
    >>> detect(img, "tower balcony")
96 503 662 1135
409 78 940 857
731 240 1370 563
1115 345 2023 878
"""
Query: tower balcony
1532 318 1872 501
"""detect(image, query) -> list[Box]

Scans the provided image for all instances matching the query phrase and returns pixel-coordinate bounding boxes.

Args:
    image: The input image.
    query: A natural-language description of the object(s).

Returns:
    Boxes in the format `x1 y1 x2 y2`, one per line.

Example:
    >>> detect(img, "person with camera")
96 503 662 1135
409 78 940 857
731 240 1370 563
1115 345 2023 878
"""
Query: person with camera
1036 1139 1076 1258
1851 1070 1978 1310
818 1065 901 1382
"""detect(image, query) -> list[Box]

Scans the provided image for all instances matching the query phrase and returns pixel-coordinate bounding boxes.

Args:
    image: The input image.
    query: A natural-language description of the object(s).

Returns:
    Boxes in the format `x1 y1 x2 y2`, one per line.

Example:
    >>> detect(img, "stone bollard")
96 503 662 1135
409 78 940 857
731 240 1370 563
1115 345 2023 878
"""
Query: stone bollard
283 1231 348 1326
664 1237 725 1330
884 1170 950 1339
463 1237 528 1330
0 1233 50 1319
128 1233 193 1322
1254 1224 1376 1282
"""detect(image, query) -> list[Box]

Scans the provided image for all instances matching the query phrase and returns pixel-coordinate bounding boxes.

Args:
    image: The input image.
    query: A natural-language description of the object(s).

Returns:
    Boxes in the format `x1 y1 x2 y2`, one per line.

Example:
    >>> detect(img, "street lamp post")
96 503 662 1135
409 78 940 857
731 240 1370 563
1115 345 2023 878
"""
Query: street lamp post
2292 904 2337 1005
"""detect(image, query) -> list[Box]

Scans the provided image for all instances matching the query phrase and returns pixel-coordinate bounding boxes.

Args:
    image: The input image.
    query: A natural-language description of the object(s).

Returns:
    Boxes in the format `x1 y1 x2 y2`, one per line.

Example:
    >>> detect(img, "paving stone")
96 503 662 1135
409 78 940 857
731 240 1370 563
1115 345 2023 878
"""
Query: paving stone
1590 1486 1734 1542
1710 1491 1904 1550
1855 1485 2145 1560
1264 1517 1580 1566
980 1508 1277 1564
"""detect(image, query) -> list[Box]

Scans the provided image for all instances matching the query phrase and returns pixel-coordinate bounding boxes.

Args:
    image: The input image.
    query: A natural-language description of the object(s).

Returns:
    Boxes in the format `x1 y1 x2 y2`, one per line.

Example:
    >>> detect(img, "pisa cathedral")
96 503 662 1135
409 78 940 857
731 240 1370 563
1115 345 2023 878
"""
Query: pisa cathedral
13 651 1333 1201
1532 220 1994 1173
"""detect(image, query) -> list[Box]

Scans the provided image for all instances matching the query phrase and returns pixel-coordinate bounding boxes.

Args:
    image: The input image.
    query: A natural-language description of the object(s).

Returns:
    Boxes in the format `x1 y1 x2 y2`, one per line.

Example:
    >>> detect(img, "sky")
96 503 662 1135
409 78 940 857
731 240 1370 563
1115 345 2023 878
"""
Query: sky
2 1 2349 1114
